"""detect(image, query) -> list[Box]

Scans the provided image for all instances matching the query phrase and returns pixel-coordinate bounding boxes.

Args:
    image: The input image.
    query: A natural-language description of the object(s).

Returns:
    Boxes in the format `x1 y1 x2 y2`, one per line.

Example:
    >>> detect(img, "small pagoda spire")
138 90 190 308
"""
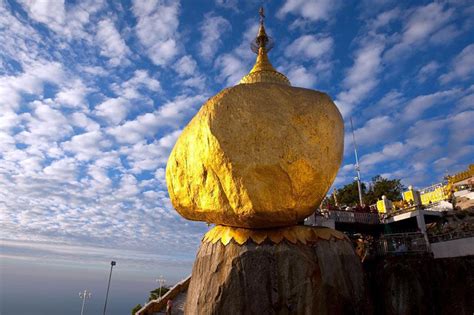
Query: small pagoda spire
255 7 270 52
240 7 290 85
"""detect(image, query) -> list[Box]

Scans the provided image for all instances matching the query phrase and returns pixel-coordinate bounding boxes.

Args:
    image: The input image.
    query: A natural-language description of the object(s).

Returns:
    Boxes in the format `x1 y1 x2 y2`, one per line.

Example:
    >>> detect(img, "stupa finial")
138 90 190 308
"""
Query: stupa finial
255 7 270 52
239 7 290 85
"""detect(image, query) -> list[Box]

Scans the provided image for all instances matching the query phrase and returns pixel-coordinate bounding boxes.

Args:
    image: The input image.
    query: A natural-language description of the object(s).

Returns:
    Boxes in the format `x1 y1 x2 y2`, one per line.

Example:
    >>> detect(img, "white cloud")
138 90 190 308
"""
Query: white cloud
121 129 182 173
374 90 405 112
0 61 64 111
447 110 474 145
417 61 440 83
94 97 129 125
95 70 161 124
55 79 90 109
199 13 231 61
0 111 20 132
107 94 205 144
132 0 180 66
370 8 400 30
384 3 454 61
335 39 385 117
285 34 333 61
215 53 248 86
215 22 259 87
175 55 197 77
214 0 238 11
360 141 410 168
18 0 104 39
0 1 43 65
96 18 130 66
70 112 100 132
439 44 474 84
277 0 341 22
62 130 111 161
458 90 474 111
43 157 77 181
286 65 316 88
19 100 74 142
348 115 396 148
402 89 460 120
112 69 161 99
182 75 206 90
18 0 66 31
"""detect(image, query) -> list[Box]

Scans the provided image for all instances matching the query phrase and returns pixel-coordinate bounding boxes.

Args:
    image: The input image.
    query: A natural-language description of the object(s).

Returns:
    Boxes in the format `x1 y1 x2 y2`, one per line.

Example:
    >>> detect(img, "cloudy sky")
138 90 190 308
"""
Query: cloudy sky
0 0 473 312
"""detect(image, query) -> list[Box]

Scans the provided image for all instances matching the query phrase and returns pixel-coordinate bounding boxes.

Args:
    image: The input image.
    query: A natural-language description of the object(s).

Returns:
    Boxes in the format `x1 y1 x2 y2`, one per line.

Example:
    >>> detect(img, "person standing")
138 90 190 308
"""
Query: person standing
166 299 173 315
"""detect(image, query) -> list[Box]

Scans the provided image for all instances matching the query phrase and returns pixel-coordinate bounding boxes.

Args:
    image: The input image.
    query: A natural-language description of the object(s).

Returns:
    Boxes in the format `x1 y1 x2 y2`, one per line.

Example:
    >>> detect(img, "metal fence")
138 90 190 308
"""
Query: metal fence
325 210 381 224
429 229 474 243
373 232 428 256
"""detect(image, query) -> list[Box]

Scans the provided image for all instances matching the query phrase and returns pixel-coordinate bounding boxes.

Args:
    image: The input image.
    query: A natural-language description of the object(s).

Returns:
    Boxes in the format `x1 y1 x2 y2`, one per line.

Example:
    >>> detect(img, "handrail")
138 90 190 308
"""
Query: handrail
373 232 428 255
429 229 474 243
322 210 380 224
136 275 191 315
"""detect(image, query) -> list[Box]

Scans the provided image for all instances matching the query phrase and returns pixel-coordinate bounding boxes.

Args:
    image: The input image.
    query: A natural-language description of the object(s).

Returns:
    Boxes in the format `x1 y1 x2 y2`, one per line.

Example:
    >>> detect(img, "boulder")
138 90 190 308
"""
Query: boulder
185 237 371 314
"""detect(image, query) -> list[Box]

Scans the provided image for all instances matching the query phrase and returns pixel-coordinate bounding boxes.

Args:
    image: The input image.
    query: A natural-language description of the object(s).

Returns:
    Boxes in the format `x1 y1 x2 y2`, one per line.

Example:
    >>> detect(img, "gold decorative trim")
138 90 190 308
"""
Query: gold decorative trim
203 225 347 246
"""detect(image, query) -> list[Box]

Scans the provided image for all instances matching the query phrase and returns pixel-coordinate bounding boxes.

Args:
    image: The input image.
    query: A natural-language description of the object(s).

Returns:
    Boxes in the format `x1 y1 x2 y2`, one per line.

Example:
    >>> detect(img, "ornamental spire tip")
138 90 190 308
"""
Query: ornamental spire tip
239 6 290 85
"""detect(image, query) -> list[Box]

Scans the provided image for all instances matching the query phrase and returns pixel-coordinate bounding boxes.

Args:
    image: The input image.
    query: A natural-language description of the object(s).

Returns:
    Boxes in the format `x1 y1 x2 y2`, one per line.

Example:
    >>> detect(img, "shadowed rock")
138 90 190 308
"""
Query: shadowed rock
185 237 371 315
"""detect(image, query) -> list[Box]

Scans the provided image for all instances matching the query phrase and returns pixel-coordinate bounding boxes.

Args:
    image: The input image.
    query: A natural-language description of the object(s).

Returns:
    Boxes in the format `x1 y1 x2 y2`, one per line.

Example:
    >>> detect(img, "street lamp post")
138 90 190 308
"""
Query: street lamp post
103 260 116 315
156 275 166 299
79 289 91 315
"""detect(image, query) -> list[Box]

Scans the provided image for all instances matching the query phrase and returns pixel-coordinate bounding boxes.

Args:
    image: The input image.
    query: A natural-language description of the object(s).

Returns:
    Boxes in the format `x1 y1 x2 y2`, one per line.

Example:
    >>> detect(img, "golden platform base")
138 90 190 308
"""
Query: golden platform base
202 225 347 246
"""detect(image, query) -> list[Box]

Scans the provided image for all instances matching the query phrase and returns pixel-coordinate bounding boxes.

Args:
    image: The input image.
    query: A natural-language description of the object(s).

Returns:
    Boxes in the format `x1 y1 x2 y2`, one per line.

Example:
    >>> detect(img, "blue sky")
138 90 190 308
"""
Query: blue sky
0 0 473 312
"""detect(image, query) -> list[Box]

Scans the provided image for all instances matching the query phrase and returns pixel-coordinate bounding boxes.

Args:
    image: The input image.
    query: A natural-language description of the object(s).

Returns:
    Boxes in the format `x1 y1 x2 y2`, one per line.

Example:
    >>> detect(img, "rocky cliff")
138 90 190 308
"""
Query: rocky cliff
365 255 474 315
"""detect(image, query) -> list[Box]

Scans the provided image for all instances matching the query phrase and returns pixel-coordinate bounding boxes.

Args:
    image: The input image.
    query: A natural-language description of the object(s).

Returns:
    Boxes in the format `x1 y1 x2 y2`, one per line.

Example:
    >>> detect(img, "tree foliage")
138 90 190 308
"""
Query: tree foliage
132 286 171 314
336 180 367 206
335 175 405 206
364 175 405 205
148 286 170 301
131 304 142 315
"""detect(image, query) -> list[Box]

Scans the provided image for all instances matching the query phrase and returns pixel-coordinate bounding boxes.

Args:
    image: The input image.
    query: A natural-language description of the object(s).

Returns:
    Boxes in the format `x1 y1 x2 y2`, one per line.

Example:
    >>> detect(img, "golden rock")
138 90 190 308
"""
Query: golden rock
166 82 343 228
165 13 344 228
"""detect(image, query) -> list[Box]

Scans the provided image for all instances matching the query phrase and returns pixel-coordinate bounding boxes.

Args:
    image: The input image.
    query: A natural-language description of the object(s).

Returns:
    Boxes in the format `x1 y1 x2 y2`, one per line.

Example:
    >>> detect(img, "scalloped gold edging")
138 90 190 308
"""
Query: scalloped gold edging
202 225 347 246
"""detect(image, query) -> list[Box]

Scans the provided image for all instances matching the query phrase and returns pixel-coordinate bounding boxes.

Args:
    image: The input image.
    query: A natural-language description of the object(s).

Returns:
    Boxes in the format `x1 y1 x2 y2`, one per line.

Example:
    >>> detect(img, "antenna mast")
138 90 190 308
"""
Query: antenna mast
350 117 364 207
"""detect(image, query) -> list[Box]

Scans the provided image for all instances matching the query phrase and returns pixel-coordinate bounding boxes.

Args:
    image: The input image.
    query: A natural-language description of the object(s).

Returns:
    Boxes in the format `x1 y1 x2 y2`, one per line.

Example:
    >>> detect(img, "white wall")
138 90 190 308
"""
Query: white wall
431 237 474 258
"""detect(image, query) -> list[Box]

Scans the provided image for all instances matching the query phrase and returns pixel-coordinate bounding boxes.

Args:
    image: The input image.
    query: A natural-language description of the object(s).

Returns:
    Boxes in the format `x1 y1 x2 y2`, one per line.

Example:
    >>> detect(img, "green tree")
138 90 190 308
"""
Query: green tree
131 304 142 315
334 175 405 206
148 286 170 301
364 175 405 205
336 180 367 206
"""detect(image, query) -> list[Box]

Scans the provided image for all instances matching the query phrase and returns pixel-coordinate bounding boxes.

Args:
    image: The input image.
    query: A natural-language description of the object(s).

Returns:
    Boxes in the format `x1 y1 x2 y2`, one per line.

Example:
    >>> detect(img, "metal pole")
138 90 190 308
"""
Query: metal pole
156 275 166 299
80 291 86 315
350 117 364 206
79 289 91 315
103 261 116 315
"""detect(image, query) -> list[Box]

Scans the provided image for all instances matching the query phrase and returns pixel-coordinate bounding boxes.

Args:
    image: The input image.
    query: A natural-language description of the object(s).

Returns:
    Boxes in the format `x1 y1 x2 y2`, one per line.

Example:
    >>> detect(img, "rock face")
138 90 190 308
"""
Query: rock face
185 237 370 314
166 83 344 228
366 255 474 315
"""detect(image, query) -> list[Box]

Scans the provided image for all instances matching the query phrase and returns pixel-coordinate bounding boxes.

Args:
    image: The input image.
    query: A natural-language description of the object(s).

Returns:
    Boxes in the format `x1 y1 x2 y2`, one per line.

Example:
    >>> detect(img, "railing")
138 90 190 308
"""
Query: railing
373 232 428 256
136 275 191 315
385 205 418 217
429 229 474 243
325 210 380 224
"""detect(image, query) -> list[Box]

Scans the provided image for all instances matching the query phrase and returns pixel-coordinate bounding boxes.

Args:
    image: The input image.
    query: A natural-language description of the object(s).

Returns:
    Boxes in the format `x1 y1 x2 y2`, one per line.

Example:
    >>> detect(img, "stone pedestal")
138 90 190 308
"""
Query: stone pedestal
185 229 371 314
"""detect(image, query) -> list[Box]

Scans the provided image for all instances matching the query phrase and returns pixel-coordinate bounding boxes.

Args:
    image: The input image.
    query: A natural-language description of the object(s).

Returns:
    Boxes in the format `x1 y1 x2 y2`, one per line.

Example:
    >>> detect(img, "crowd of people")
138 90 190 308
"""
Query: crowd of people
325 203 377 213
